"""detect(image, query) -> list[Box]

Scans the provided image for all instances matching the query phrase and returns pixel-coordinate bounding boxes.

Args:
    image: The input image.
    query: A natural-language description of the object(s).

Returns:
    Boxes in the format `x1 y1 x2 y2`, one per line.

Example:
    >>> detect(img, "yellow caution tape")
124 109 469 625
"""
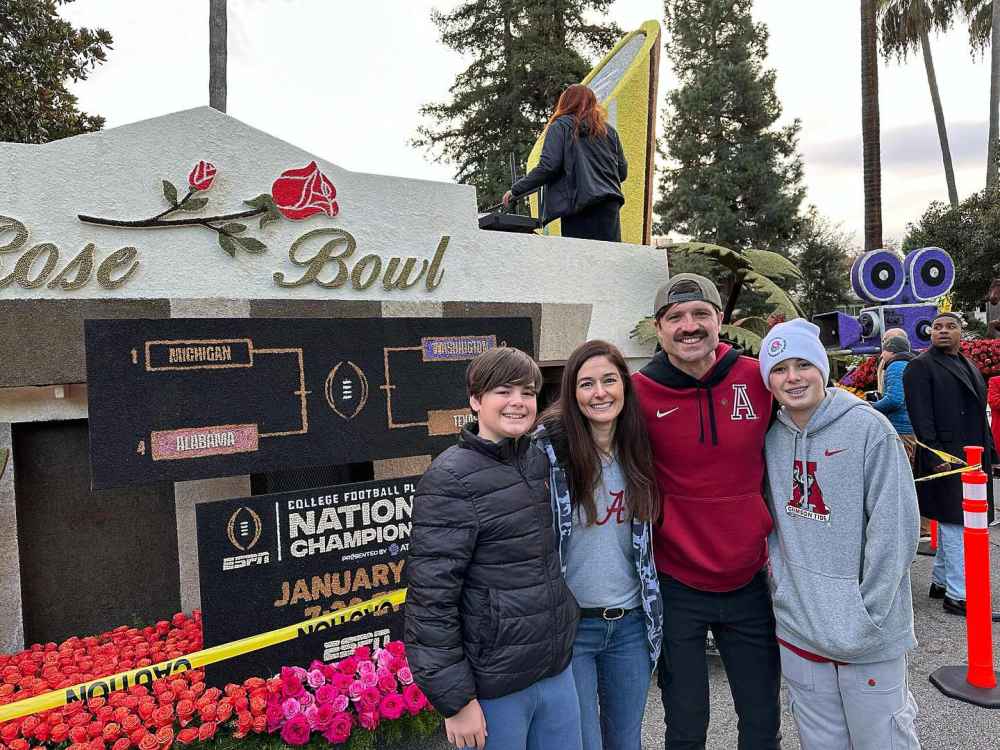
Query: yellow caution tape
915 464 982 483
0 588 407 723
913 439 967 467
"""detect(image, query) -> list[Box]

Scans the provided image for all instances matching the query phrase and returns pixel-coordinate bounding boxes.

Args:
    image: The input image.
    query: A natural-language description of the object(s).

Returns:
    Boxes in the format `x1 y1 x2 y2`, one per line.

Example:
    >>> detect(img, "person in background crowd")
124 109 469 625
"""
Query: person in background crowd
904 312 1000 620
534 340 663 750
869 333 924 535
502 84 627 242
875 327 908 395
632 273 781 750
405 347 582 750
871 333 916 441
759 319 921 750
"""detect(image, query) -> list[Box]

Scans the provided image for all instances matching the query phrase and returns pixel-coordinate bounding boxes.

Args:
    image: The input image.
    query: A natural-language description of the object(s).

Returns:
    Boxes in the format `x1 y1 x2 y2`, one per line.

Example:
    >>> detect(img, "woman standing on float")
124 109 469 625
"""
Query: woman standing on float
502 84 628 242
534 340 662 750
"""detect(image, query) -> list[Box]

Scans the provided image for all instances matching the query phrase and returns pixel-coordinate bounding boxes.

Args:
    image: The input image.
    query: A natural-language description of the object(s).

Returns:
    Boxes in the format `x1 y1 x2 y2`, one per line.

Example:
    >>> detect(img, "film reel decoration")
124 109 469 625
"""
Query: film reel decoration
325 361 369 420
904 246 955 302
851 249 906 304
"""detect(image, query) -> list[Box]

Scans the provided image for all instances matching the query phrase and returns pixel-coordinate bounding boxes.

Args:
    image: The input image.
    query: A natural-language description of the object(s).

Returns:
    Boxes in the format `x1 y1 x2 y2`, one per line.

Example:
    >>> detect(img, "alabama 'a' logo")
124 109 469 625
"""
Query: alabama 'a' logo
730 384 758 420
788 460 830 522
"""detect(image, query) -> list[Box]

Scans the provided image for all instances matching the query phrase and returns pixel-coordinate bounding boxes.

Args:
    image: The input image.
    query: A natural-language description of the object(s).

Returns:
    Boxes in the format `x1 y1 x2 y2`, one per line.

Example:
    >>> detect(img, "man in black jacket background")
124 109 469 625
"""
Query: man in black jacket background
904 311 998 619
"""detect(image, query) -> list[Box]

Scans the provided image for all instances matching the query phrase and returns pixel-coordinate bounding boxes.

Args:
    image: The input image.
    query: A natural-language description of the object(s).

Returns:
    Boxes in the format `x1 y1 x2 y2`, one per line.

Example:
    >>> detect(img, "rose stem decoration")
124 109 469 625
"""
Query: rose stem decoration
77 160 283 257
78 161 339 257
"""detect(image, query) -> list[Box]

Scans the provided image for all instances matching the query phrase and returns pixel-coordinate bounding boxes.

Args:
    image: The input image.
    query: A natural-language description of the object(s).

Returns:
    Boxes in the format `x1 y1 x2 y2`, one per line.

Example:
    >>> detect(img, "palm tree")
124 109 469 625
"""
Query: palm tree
862 0 883 250
964 0 1000 186
209 0 227 112
878 0 960 206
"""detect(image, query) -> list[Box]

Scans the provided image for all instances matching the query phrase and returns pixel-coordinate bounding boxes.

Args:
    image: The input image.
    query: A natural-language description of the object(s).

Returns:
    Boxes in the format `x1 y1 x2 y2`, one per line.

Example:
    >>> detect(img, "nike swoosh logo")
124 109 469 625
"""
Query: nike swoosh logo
825 448 847 457
656 408 679 418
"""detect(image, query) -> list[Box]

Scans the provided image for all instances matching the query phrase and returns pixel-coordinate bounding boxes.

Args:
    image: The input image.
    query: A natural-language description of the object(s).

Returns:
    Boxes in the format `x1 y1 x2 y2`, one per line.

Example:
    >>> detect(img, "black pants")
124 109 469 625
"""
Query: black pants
560 199 622 242
657 569 781 750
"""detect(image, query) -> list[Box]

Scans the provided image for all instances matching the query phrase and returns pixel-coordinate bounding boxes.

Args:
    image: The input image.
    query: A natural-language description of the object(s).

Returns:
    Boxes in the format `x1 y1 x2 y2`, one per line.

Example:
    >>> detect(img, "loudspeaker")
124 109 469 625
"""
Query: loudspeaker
814 311 866 352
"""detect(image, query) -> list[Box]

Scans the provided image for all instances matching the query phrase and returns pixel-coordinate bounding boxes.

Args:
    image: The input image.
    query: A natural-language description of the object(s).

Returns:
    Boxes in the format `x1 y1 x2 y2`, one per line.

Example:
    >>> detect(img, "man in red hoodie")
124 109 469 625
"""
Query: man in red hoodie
632 273 780 750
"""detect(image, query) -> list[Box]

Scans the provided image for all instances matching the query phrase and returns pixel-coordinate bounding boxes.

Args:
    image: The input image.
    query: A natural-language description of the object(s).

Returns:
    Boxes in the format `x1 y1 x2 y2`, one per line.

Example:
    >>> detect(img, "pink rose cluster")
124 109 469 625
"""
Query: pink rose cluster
265 641 430 746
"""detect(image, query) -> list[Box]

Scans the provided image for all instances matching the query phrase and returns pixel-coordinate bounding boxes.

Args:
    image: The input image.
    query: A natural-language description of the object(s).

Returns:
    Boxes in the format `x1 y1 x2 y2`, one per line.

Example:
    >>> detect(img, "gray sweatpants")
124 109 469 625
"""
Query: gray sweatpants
780 647 920 749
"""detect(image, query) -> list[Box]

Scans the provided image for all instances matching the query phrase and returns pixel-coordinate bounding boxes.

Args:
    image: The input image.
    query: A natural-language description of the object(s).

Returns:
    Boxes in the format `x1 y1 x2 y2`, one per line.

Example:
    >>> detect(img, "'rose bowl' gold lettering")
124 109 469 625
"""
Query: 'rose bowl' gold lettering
274 229 448 292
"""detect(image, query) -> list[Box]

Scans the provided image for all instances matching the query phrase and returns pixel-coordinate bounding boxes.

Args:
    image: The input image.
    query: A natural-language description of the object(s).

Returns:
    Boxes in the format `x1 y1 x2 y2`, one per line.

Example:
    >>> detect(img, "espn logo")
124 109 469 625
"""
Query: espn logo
222 552 270 571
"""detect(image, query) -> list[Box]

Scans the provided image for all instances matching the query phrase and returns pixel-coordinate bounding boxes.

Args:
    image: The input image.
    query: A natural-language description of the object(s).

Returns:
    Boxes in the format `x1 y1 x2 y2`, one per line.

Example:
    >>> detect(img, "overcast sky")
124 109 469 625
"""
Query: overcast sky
58 0 995 247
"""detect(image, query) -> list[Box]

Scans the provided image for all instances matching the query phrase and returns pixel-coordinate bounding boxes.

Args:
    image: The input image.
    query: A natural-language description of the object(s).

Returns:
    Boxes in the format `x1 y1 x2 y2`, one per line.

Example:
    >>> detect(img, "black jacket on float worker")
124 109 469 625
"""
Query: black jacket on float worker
403 423 579 718
510 114 627 224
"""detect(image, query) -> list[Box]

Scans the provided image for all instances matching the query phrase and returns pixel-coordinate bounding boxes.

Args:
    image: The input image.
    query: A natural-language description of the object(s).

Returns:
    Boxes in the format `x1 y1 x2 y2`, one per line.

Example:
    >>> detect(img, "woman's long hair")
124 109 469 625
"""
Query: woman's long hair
542 340 659 525
548 84 608 138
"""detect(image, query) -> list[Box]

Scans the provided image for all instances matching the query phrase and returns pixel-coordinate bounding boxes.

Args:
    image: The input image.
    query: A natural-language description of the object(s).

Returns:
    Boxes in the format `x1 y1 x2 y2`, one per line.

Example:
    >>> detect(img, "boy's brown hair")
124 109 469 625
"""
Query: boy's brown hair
466 347 542 400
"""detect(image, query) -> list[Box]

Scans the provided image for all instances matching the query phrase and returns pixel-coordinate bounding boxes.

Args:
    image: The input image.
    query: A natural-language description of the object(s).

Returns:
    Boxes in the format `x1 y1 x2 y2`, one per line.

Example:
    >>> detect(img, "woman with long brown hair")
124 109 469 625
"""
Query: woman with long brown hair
533 340 662 750
502 84 627 242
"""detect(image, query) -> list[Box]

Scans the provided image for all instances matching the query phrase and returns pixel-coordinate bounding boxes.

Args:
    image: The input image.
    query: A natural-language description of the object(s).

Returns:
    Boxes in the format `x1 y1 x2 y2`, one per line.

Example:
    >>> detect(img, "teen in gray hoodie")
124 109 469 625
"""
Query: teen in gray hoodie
759 319 920 750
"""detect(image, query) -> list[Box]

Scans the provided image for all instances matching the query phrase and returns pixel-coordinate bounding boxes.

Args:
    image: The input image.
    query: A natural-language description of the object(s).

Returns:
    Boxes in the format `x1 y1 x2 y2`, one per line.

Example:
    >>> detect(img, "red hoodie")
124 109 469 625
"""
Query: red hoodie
632 344 773 592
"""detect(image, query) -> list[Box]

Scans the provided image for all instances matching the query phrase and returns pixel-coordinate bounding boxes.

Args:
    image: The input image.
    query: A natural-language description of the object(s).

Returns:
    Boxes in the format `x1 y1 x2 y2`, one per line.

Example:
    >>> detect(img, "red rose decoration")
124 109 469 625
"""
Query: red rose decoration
252 715 267 734
69 726 89 744
111 738 131 750
102 723 121 743
138 732 160 750
155 725 173 747
197 722 217 742
175 728 199 746
50 723 70 743
187 161 217 192
270 161 339 221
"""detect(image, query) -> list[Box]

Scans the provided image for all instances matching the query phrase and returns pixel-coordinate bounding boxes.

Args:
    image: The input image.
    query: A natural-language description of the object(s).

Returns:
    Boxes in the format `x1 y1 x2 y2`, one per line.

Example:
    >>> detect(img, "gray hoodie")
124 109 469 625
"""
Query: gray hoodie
764 387 919 663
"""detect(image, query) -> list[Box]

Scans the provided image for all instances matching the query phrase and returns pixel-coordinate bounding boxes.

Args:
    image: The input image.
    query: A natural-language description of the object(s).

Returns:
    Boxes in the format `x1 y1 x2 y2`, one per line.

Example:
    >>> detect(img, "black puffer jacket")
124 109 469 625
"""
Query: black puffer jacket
404 425 579 717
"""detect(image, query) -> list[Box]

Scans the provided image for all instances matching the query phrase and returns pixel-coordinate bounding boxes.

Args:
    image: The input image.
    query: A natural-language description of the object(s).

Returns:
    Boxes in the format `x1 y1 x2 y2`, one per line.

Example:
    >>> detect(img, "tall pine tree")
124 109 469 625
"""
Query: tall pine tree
1 0 112 143
413 1 620 209
656 0 805 252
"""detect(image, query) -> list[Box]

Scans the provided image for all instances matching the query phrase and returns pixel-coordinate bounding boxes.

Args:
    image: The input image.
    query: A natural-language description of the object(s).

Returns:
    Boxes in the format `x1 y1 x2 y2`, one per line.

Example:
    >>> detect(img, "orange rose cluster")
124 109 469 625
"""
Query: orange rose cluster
0 612 270 750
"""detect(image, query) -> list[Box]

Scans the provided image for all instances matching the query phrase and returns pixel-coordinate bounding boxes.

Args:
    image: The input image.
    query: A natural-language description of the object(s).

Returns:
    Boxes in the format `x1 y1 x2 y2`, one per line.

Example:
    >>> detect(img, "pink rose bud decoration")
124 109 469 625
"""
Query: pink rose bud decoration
187 161 217 191
270 161 339 220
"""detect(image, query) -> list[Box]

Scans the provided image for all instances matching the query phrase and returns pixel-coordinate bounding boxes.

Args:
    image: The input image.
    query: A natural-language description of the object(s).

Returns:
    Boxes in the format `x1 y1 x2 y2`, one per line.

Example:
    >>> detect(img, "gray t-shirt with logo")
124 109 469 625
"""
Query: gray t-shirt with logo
564 455 642 610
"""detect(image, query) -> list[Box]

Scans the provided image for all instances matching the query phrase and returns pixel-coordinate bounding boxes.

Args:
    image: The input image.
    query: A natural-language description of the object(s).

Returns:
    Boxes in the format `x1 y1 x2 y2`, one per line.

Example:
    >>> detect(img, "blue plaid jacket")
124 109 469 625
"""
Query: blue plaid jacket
533 422 663 667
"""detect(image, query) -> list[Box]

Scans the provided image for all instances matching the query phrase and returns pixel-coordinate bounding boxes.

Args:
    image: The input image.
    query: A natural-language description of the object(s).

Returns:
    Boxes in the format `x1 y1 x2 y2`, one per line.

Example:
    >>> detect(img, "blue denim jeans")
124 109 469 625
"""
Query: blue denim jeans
571 610 651 750
478 665 583 750
931 521 966 600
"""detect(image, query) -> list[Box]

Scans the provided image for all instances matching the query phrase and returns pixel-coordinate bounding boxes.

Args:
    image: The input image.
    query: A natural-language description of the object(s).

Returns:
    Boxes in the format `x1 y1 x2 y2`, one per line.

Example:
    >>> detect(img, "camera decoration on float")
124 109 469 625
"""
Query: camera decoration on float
813 247 955 353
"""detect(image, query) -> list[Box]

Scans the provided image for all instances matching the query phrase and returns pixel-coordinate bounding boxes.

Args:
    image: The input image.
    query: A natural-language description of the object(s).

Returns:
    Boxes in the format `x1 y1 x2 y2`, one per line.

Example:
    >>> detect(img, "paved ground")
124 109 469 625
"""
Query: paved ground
638 524 1000 749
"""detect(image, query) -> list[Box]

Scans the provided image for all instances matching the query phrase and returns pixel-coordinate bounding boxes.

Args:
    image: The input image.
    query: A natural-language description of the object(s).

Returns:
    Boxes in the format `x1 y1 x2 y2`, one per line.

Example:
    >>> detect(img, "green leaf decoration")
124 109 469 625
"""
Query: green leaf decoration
243 193 277 210
162 180 178 207
259 211 280 230
730 316 769 337
234 235 267 254
745 248 803 281
217 233 236 257
744 271 802 319
179 197 209 212
629 316 658 345
220 223 247 235
721 324 763 355
668 241 753 272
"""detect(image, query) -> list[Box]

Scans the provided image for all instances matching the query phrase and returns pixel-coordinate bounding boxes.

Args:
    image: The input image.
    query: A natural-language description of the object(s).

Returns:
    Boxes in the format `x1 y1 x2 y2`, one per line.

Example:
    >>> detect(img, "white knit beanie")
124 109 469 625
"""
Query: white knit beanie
759 319 830 390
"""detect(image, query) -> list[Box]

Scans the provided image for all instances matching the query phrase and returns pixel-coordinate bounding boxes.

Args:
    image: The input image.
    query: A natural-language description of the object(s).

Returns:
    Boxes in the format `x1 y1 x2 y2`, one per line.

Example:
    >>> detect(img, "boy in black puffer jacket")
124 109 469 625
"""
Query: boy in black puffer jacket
404 347 581 750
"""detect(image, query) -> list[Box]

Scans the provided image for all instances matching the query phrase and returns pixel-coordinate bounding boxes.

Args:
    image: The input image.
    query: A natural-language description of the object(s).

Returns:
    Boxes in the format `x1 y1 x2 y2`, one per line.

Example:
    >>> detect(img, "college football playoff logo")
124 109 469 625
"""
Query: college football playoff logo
226 506 262 552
